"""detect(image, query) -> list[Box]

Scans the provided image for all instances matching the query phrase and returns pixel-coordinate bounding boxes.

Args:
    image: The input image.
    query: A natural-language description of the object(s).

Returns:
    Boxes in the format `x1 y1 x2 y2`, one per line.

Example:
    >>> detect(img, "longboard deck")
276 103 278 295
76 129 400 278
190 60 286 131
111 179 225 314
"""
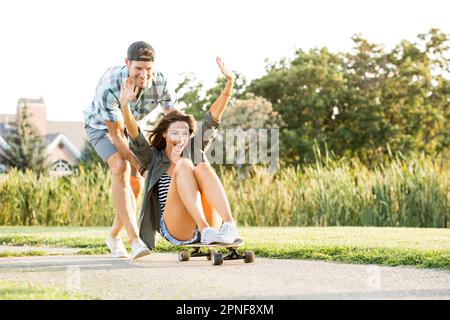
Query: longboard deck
181 238 243 248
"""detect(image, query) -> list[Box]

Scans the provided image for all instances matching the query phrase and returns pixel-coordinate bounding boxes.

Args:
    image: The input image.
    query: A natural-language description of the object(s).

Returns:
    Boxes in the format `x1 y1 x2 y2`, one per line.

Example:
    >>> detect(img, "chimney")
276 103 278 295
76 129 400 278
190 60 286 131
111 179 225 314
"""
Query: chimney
16 97 47 136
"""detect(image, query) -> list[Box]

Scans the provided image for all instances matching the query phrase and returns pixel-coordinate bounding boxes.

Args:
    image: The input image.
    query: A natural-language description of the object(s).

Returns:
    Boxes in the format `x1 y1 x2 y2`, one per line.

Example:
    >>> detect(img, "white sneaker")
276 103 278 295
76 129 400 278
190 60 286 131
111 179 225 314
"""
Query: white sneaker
219 221 240 243
201 227 233 245
131 238 151 260
106 236 129 258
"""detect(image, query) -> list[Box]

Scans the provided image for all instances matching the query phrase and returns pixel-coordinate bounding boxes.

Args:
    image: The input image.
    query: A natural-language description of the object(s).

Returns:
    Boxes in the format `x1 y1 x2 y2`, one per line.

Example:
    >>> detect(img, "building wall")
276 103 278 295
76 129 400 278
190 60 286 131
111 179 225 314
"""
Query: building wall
47 143 78 166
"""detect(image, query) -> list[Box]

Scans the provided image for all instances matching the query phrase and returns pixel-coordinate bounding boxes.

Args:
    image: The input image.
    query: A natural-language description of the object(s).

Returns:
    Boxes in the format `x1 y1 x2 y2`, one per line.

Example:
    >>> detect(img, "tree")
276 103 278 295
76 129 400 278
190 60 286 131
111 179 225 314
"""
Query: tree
206 94 284 175
176 71 249 120
248 28 450 165
0 105 48 172
249 47 346 165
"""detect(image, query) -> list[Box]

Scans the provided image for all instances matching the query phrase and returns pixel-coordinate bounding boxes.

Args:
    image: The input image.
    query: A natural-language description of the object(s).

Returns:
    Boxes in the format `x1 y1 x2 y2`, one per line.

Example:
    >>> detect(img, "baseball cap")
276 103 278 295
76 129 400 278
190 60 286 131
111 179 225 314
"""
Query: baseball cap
127 41 155 61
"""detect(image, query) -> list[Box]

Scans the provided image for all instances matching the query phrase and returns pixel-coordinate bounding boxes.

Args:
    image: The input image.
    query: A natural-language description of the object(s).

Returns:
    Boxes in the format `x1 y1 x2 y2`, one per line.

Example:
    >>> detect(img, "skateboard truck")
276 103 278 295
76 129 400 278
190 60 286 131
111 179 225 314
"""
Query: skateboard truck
177 239 255 266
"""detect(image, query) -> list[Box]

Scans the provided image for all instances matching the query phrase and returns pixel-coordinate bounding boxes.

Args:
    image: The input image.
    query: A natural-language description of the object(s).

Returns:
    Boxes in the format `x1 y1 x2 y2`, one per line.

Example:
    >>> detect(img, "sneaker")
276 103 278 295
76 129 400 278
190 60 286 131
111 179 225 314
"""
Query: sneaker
201 227 233 245
106 236 129 258
131 238 151 260
219 221 240 243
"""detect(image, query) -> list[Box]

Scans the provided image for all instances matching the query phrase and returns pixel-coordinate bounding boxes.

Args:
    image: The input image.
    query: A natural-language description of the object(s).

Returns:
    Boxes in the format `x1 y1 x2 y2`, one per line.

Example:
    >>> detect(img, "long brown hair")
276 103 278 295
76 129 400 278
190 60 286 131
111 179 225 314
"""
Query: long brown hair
148 110 197 150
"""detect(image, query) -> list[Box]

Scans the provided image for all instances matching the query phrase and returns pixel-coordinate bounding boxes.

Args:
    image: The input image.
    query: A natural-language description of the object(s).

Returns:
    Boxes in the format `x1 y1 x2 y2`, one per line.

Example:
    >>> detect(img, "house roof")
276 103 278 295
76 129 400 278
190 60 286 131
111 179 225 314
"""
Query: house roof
0 123 11 136
0 136 8 150
46 121 87 151
0 119 87 151
0 132 81 159
46 133 81 159
0 114 16 121
45 133 60 145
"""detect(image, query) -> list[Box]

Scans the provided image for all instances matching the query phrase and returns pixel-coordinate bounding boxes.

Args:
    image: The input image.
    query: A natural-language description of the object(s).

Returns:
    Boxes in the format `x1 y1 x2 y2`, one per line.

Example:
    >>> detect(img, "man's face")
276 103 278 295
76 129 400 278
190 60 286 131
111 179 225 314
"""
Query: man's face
126 59 154 88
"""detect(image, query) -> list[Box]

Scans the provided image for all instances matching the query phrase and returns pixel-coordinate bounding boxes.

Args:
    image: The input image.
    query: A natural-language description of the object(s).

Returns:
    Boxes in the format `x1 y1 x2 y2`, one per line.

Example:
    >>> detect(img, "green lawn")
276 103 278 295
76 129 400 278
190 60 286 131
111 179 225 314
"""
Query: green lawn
0 280 94 300
0 226 449 269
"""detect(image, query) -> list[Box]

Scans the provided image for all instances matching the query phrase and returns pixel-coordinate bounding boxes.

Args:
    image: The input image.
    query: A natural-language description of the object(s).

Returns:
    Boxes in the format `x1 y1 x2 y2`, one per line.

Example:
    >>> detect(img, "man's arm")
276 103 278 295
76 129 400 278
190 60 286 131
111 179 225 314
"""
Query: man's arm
105 120 142 171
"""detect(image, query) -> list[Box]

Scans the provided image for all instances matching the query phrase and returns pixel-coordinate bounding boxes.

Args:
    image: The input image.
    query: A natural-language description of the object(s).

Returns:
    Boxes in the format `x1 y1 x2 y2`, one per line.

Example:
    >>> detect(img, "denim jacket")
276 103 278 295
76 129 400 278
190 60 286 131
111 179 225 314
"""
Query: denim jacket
129 111 221 249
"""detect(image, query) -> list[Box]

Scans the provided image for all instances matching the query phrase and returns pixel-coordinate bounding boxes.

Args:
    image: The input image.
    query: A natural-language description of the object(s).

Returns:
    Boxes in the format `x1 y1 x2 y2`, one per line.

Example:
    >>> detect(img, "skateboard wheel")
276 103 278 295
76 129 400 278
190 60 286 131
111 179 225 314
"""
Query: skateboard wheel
207 249 217 261
244 250 255 263
212 253 223 266
178 251 190 262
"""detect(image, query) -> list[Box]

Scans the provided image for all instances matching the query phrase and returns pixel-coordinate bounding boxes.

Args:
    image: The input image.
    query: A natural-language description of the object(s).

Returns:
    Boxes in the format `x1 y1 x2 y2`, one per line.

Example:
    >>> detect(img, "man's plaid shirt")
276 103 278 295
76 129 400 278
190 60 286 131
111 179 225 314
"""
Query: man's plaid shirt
84 65 177 130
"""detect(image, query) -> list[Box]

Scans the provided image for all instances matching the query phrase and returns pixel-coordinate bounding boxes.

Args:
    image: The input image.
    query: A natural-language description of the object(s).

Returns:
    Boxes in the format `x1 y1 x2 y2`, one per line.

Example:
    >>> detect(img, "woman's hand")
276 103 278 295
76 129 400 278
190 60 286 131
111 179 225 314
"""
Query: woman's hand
120 77 139 106
216 57 235 82
119 77 140 140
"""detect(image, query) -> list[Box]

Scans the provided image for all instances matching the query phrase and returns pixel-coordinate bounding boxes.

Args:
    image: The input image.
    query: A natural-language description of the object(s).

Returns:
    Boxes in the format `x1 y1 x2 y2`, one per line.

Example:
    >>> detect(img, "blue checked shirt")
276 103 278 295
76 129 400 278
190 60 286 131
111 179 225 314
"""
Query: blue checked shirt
84 65 177 130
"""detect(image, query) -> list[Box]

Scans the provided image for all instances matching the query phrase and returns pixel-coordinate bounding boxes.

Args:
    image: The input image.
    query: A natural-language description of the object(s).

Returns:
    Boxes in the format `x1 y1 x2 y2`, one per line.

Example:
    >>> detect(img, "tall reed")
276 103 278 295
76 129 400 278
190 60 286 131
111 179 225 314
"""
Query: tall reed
0 154 448 227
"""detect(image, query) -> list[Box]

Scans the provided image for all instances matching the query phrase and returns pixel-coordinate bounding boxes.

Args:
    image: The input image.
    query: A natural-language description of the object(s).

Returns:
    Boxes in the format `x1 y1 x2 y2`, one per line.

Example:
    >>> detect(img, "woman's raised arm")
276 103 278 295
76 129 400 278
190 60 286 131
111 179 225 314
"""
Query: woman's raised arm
208 57 235 122
120 77 140 139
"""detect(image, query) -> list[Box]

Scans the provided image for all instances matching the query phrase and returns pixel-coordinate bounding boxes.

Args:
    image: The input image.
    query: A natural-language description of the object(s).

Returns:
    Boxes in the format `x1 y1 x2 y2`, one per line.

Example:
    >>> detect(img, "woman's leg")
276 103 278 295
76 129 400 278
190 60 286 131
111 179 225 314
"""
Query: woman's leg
163 158 210 241
194 162 234 224
201 192 222 229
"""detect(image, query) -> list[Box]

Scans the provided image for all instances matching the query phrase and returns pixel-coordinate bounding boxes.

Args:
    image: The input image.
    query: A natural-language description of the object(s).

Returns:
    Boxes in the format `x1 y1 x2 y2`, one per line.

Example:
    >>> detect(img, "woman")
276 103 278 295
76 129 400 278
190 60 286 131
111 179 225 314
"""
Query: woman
121 57 239 247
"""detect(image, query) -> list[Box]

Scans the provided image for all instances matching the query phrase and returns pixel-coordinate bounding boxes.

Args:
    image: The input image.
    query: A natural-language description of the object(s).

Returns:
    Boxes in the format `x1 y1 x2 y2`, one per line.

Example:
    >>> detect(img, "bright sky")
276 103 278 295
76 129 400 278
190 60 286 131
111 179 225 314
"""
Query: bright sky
0 0 448 121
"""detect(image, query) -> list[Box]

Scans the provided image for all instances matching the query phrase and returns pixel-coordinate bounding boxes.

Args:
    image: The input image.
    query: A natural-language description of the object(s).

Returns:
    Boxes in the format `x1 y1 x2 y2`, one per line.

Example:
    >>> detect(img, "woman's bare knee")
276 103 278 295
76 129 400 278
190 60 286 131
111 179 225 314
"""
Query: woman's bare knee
174 158 195 176
194 161 211 172
194 161 216 186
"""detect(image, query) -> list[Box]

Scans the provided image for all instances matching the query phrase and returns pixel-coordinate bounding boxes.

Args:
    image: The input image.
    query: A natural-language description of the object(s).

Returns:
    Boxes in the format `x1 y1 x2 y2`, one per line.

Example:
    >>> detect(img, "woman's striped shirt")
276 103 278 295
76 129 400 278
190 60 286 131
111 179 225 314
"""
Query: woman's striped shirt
158 172 172 216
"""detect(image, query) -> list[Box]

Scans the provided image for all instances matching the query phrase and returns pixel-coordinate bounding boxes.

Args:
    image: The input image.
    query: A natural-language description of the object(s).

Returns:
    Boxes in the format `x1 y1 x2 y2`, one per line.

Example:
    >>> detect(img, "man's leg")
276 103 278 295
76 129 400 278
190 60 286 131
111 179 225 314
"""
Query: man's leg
107 152 139 243
110 168 143 238
130 166 144 225
130 166 144 202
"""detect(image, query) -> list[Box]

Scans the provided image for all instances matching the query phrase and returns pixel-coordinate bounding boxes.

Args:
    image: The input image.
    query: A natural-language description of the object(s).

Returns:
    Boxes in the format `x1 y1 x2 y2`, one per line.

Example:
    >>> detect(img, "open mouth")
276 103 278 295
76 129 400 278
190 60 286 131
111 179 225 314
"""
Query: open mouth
173 143 184 151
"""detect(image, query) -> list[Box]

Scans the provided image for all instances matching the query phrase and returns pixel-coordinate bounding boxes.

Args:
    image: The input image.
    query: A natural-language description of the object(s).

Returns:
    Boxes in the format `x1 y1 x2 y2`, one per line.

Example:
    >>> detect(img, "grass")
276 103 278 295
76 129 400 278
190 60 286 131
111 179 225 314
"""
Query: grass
1 153 448 228
0 226 449 269
0 250 50 258
0 280 95 300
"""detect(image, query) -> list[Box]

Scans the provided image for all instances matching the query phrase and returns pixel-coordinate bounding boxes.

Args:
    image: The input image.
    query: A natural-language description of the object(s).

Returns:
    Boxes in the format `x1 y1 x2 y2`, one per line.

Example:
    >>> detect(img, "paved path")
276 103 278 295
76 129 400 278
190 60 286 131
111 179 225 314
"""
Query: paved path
0 253 449 299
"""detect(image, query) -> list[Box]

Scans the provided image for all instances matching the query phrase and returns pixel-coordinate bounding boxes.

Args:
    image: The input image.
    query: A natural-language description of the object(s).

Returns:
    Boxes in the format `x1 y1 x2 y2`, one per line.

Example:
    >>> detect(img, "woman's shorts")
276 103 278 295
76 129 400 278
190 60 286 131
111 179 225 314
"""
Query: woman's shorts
160 214 201 246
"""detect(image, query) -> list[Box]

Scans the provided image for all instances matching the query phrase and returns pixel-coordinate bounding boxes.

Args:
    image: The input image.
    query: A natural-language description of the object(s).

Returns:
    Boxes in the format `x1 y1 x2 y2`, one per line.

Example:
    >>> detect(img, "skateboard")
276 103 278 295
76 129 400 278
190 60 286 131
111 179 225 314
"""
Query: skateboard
178 239 255 266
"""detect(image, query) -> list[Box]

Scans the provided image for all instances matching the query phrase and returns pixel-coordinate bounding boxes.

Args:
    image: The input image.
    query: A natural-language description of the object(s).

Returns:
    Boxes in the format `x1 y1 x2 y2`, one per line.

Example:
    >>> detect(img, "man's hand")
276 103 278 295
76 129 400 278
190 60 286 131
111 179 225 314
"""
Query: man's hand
105 120 142 171
216 57 235 82
120 77 139 106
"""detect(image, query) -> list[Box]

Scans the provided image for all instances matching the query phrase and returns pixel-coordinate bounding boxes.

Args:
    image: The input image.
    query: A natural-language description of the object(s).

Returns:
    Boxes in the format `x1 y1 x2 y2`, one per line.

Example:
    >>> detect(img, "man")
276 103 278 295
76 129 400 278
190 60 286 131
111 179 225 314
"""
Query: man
83 41 177 259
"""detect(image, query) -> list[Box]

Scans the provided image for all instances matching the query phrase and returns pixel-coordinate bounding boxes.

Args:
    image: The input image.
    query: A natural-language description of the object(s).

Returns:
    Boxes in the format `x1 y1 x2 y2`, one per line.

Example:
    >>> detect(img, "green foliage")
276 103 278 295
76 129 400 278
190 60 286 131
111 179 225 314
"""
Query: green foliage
0 105 48 173
0 154 448 228
0 280 95 300
248 28 450 165
176 71 249 120
1 226 449 269
0 164 114 226
221 152 449 228
206 94 284 174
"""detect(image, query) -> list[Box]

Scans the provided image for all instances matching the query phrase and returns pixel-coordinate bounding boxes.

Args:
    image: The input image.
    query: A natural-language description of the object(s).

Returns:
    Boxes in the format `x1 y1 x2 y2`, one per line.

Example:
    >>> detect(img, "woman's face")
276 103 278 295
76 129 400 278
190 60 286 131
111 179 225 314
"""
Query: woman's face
164 121 191 155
